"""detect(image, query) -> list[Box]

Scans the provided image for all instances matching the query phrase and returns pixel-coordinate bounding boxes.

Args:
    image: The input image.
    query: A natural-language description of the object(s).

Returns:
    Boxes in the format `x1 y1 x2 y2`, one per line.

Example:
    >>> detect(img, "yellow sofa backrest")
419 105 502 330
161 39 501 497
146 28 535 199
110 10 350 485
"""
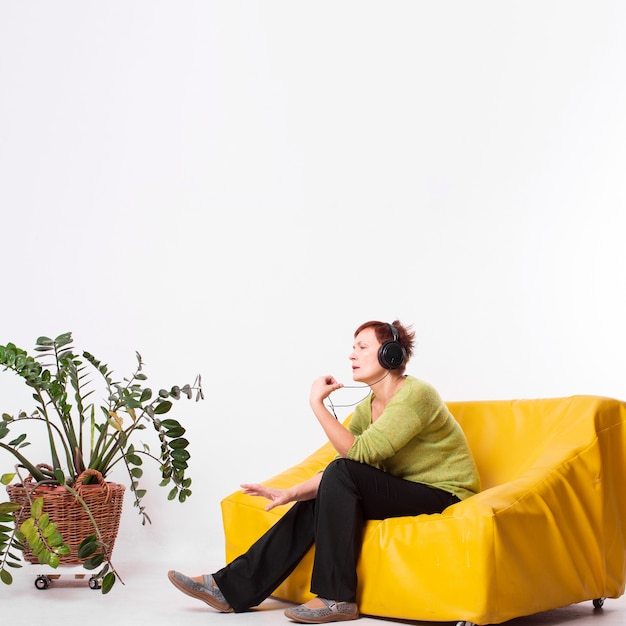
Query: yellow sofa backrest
447 395 609 490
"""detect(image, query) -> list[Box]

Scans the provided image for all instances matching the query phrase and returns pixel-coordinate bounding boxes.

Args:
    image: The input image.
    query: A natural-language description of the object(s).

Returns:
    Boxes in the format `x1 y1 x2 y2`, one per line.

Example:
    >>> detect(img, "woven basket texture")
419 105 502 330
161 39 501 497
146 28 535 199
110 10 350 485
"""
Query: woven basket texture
7 469 125 566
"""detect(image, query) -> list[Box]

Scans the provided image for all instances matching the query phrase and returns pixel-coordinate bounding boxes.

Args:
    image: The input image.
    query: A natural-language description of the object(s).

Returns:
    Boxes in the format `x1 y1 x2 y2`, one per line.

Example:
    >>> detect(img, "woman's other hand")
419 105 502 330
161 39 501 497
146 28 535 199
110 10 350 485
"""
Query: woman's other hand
240 483 293 511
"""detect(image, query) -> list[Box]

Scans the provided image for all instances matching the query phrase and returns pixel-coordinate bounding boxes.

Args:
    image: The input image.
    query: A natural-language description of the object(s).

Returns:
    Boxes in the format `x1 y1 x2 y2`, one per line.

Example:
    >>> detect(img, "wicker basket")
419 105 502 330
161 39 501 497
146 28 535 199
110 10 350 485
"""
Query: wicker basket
6 468 125 566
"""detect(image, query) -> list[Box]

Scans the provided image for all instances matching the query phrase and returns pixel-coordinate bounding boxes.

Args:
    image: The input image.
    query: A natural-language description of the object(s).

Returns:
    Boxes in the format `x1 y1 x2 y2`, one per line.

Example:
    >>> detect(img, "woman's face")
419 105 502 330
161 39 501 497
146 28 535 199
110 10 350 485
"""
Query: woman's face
350 327 384 383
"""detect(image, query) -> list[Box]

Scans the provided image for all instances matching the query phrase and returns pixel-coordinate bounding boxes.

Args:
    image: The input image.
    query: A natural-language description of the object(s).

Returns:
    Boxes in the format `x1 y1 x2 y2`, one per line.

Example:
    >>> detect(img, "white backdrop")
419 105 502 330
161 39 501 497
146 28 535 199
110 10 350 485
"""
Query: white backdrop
1 1 626 574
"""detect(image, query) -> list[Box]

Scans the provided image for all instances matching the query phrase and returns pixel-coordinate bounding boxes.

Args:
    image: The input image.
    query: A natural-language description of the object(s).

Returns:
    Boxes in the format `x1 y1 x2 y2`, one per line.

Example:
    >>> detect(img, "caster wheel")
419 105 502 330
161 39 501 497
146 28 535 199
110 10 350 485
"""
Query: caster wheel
89 576 101 590
593 598 605 609
34 575 51 590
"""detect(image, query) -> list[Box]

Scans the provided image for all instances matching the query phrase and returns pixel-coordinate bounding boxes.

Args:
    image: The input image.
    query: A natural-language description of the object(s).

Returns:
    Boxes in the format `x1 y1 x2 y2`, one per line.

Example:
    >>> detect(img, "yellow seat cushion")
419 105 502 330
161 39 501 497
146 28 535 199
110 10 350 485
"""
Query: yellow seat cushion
220 395 626 624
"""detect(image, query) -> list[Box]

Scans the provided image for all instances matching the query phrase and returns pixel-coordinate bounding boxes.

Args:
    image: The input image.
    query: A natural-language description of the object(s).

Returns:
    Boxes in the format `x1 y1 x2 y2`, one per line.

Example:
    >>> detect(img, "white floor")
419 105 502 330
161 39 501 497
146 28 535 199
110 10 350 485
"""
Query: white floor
1 558 624 626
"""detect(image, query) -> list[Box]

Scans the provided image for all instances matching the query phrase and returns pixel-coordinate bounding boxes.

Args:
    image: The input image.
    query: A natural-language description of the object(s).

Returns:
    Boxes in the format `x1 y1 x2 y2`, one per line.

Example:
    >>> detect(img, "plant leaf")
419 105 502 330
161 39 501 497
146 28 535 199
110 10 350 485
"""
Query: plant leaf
31 498 44 520
101 571 116 594
169 438 189 450
1 473 16 486
8 434 27 447
83 553 104 570
48 532 65 547
48 553 60 569
126 453 142 466
154 401 173 415
54 332 73 347
77 535 98 559
0 569 13 585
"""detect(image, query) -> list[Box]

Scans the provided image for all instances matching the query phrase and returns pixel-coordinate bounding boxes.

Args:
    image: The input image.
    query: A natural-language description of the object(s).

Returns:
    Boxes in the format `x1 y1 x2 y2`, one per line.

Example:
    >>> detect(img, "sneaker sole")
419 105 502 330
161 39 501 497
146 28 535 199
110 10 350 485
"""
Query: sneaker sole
284 607 360 623
167 570 233 612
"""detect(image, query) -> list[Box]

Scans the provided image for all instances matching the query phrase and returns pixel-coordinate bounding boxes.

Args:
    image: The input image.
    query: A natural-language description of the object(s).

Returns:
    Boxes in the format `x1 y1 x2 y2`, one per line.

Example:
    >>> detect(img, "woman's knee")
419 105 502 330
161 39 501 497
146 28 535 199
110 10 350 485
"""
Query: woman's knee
320 458 360 492
323 457 352 477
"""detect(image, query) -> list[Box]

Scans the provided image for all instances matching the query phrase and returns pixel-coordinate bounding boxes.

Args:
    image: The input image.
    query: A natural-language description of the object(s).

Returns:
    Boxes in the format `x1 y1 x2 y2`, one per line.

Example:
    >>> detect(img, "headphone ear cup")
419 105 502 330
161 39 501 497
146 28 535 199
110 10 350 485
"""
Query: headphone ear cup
378 341 407 370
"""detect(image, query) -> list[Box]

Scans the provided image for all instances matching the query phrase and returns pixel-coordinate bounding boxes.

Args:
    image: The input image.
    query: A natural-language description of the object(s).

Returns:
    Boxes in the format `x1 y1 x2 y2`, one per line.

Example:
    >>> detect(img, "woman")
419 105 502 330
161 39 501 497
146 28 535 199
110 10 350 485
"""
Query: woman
168 320 481 624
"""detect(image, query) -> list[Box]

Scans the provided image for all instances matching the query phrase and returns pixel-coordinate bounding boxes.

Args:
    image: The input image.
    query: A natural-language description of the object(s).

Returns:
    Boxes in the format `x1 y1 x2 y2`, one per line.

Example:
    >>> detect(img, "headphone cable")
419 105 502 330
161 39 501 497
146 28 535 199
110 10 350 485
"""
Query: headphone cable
326 371 390 419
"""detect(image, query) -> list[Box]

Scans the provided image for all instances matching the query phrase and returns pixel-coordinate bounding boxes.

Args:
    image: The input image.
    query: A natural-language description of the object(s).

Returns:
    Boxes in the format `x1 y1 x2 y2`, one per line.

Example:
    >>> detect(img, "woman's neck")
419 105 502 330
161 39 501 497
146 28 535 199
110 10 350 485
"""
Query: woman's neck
371 372 405 404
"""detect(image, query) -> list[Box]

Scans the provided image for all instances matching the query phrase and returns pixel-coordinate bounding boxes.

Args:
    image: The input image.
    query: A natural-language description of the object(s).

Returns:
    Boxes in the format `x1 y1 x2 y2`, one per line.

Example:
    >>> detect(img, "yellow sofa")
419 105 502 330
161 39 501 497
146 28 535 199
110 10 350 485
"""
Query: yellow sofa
220 395 626 625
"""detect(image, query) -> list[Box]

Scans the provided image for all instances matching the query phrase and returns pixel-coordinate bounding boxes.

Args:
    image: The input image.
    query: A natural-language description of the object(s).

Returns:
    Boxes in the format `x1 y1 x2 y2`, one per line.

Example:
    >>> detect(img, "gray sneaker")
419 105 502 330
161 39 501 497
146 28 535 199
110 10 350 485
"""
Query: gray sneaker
167 570 232 612
284 597 360 623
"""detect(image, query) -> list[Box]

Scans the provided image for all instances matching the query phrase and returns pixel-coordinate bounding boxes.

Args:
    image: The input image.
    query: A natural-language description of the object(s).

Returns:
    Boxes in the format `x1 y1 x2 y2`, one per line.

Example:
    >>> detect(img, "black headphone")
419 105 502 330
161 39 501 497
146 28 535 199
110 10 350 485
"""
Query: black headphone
377 323 407 370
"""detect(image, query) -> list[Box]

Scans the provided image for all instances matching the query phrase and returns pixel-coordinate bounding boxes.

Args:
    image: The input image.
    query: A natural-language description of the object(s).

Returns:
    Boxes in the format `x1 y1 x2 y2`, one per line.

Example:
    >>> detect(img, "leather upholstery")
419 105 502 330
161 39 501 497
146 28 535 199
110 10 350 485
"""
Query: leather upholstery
220 395 626 624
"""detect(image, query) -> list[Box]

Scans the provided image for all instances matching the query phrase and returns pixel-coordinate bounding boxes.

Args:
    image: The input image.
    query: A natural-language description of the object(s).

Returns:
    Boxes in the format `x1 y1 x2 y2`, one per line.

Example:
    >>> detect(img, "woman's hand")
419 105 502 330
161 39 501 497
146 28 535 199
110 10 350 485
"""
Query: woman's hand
240 483 294 511
310 375 343 406
309 376 355 456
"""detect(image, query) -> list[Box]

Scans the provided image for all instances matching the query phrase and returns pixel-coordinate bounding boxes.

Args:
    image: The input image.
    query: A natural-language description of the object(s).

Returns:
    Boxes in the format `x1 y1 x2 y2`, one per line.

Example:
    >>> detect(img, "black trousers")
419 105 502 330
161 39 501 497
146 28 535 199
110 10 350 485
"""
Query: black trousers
213 458 459 612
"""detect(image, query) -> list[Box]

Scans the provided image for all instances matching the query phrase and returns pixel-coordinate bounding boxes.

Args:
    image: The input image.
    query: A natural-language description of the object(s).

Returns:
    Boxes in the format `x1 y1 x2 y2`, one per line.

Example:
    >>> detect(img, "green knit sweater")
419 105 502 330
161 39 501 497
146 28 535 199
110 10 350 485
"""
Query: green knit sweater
346 376 481 500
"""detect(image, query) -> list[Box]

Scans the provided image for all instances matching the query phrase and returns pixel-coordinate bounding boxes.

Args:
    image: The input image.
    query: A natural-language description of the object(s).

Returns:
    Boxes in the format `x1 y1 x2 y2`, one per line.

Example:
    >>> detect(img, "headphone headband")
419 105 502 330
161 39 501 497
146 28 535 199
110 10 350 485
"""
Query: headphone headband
389 323 399 343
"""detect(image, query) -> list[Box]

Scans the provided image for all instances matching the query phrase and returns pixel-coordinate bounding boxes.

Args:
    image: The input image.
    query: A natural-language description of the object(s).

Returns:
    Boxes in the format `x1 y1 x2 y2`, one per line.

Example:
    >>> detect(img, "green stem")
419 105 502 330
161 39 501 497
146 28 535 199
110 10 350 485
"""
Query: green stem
62 484 124 585
4 415 73 479
0 443 51 482
30 388 66 471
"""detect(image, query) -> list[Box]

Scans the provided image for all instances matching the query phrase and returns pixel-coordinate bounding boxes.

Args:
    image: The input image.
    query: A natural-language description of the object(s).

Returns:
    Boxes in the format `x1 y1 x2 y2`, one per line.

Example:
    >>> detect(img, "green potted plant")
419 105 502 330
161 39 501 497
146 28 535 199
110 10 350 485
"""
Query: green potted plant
0 332 203 593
